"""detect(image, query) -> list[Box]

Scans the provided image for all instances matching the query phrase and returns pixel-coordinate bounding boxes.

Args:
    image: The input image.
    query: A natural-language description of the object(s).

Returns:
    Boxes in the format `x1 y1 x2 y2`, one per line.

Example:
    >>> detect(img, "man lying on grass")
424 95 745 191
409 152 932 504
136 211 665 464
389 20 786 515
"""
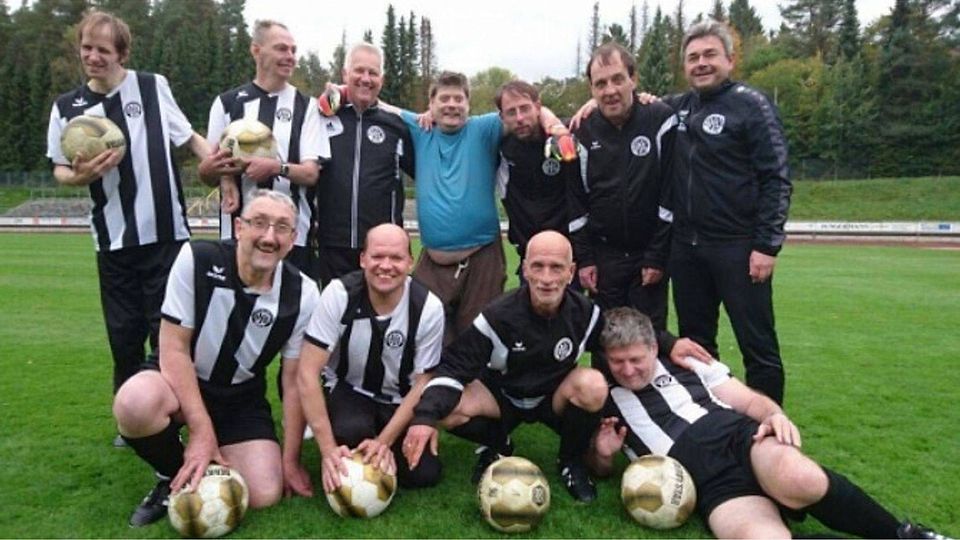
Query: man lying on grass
588 307 950 540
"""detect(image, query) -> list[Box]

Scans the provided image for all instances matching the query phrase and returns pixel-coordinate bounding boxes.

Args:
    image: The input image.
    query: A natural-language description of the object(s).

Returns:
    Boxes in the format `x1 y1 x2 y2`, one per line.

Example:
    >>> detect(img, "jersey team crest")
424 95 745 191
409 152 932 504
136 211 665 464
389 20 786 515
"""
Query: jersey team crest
553 337 574 361
384 330 405 348
541 158 561 176
276 107 293 122
702 114 725 135
124 102 143 118
631 136 651 157
250 308 275 328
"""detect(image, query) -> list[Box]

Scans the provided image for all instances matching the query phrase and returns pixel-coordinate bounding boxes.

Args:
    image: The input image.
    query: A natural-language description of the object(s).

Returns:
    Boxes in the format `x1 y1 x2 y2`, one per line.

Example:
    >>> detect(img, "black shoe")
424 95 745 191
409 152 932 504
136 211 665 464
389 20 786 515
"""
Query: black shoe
558 459 597 502
898 521 952 540
129 480 170 527
471 442 513 484
112 434 128 448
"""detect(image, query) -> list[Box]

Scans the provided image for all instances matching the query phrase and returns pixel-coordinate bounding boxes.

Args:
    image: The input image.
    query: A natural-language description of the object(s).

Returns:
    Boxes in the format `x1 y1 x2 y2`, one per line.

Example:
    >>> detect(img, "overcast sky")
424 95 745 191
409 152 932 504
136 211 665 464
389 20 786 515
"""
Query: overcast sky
245 0 895 81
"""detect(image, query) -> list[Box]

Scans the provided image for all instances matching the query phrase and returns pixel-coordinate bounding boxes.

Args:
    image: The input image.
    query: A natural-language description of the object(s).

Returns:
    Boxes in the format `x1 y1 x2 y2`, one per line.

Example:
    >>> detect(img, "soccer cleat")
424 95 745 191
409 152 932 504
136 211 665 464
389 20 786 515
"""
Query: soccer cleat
558 459 597 502
112 434 128 448
129 480 171 527
471 441 513 484
898 521 952 540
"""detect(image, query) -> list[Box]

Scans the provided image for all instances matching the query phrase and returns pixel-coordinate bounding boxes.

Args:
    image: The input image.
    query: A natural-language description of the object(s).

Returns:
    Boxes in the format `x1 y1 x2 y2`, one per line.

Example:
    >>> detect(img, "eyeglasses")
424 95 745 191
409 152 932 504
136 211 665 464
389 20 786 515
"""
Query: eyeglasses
240 216 295 236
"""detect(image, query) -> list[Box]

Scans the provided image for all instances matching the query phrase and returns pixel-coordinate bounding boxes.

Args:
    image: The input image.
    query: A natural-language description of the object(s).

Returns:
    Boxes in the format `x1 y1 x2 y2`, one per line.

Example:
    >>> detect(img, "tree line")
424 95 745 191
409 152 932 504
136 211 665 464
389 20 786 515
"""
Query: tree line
1 0 958 179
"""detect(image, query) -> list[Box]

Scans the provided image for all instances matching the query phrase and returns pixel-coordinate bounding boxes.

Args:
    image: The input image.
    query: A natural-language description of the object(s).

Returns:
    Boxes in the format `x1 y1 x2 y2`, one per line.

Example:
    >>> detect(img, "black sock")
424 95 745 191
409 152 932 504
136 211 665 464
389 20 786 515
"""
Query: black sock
558 404 601 463
804 467 900 539
448 417 510 453
123 422 185 479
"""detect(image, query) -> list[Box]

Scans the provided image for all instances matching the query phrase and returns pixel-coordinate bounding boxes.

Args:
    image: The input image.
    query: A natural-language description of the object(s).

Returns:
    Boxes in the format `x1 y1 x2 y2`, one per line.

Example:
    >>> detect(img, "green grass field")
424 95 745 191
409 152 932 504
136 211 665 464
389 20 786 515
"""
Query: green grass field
0 233 957 538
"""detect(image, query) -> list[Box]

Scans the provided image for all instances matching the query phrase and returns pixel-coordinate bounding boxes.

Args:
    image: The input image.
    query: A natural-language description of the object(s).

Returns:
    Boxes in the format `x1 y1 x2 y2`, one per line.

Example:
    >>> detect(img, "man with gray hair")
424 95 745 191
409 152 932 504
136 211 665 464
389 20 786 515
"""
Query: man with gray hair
112 189 320 527
588 307 949 540
314 43 415 285
665 20 792 404
205 20 328 278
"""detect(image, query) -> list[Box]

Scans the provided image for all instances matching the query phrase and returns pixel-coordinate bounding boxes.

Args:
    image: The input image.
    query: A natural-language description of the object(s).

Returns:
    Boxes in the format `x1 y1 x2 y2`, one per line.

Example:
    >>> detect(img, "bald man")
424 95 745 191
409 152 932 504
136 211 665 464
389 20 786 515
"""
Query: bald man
298 224 445 492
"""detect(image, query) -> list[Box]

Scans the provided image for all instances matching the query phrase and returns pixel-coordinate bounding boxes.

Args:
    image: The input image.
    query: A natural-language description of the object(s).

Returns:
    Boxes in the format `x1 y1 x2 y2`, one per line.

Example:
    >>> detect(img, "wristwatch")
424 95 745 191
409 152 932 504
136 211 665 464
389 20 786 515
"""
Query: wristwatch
278 161 289 177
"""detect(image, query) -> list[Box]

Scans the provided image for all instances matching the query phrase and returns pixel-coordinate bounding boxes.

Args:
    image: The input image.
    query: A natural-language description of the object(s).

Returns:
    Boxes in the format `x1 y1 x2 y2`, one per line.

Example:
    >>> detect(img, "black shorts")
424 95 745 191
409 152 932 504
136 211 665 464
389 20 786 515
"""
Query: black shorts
483 373 562 435
198 378 277 446
667 409 763 519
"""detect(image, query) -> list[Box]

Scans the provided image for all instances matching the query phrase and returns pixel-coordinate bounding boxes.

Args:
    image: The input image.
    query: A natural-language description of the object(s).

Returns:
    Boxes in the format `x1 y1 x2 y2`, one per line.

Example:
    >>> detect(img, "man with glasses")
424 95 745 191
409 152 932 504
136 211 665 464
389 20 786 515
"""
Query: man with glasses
112 190 319 527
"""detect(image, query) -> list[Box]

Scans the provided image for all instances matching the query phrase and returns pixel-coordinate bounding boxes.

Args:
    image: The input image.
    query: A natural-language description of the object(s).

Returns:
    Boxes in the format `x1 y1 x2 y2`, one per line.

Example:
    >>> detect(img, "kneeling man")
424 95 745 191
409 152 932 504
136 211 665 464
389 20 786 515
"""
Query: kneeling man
113 190 319 526
298 224 446 493
589 307 949 540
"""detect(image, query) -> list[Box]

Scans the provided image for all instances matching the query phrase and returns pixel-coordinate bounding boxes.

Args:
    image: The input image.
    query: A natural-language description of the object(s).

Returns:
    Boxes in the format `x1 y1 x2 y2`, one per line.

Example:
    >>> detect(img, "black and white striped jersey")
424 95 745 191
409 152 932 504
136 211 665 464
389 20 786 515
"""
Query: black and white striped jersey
304 271 444 405
207 82 329 246
46 71 193 252
412 286 602 426
606 357 732 458
160 240 320 386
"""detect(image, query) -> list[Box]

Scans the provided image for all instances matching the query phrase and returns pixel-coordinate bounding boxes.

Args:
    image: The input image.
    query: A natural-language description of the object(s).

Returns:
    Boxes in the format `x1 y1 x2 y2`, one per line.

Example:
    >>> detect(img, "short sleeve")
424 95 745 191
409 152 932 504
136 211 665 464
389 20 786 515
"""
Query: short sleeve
299 97 330 162
304 279 349 351
281 276 322 360
46 103 69 165
161 243 196 327
206 97 228 148
156 74 194 147
691 359 732 389
413 294 445 373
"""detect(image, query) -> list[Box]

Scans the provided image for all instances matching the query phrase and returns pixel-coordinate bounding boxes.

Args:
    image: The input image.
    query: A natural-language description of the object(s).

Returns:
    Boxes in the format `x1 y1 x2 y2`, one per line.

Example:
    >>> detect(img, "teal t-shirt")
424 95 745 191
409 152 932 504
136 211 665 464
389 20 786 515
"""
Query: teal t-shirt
402 111 502 250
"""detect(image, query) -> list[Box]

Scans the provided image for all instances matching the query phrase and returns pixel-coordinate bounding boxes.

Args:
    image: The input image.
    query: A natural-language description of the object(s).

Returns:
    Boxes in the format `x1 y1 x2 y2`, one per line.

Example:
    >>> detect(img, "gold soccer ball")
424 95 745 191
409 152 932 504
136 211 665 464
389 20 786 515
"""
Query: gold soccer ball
477 456 551 533
325 451 397 518
60 115 126 162
168 465 249 538
621 455 696 529
218 119 277 160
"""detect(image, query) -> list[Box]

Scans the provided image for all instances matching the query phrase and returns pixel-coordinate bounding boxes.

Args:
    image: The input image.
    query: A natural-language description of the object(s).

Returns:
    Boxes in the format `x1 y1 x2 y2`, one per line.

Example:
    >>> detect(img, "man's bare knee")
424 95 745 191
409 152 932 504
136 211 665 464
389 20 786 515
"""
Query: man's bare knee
248 481 282 509
113 372 175 436
566 368 608 412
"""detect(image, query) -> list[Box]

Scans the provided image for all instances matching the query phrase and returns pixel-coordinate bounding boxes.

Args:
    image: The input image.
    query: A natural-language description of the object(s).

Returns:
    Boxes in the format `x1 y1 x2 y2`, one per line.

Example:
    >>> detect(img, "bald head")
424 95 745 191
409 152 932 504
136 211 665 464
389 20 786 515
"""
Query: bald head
526 230 573 263
364 223 411 256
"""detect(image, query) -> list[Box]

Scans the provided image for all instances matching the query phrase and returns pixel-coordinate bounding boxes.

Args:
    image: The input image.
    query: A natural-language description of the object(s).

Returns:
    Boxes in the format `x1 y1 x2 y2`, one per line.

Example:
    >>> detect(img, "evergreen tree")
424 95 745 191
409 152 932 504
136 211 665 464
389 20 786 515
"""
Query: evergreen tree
330 30 346 83
588 2 600 52
398 13 419 107
778 0 842 60
711 0 726 22
380 4 401 103
637 8 674 95
836 0 860 60
629 3 638 50
292 51 329 96
640 0 649 34
603 23 629 46
729 0 763 38
362 29 373 43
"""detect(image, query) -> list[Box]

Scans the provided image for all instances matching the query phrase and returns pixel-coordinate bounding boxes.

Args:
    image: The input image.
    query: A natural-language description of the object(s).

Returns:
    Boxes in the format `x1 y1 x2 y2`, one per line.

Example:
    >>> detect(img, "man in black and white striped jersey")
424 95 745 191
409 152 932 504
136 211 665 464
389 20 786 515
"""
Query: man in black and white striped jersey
46 11 226 446
112 190 319 527
205 19 328 278
588 307 949 540
298 224 445 493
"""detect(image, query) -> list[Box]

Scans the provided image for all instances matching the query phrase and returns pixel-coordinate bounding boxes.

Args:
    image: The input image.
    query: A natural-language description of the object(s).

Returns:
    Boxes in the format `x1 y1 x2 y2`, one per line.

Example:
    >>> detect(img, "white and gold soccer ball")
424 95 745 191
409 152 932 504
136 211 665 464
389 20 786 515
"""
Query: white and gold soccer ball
325 451 397 518
621 455 696 530
168 465 249 538
60 115 126 162
477 456 551 533
218 119 277 159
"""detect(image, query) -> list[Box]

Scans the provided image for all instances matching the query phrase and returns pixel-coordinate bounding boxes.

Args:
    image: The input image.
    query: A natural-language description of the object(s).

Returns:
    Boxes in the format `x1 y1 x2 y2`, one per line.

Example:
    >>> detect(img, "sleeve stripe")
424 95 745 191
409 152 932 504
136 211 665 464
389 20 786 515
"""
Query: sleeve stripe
424 376 464 391
577 305 602 359
655 114 678 157
473 313 509 371
569 215 588 233
304 334 331 350
658 206 673 223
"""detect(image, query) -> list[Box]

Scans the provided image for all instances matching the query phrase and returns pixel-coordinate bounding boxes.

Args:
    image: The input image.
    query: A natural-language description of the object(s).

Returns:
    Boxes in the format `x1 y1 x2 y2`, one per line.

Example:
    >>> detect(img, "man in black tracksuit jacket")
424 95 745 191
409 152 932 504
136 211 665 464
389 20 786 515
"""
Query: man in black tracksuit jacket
494 81 576 274
569 42 674 331
316 43 414 285
665 21 792 404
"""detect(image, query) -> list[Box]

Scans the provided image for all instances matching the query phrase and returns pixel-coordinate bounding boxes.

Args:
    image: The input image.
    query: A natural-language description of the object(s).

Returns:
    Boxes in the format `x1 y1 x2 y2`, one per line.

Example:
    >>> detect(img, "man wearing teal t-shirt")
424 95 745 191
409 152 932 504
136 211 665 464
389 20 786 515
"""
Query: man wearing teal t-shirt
387 71 564 344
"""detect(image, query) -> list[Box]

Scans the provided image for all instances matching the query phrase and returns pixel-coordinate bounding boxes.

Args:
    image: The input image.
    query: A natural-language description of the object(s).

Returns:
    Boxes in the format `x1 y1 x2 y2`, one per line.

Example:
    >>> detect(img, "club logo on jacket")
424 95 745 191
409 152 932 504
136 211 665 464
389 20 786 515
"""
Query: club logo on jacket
631 135 651 157
553 337 574 361
702 114 725 135
541 158 561 176
250 308 275 328
385 330 405 348
367 126 385 144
